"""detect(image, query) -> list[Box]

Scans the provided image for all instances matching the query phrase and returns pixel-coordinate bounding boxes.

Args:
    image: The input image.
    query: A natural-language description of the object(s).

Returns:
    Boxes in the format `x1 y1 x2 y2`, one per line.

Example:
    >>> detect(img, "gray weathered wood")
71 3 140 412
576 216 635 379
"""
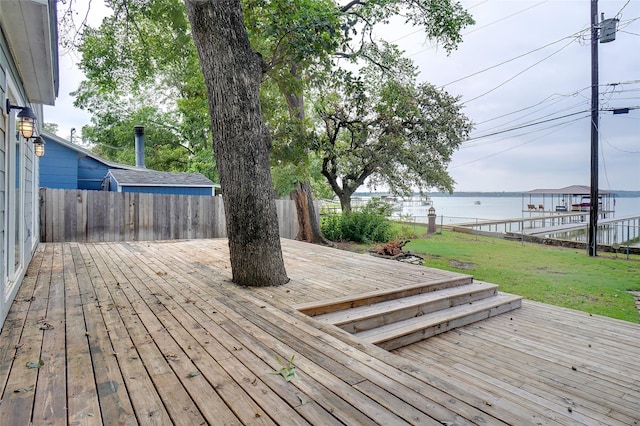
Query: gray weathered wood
40 188 307 242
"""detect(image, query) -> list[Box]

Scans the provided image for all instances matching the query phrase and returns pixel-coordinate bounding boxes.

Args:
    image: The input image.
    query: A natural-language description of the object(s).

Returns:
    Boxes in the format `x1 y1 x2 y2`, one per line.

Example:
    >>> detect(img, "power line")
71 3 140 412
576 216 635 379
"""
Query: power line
431 16 637 102
461 113 595 149
602 135 640 154
468 103 637 142
465 110 590 141
441 35 580 88
403 1 551 57
471 80 640 128
614 0 633 19
450 117 584 169
456 0 550 38
461 38 577 105
476 98 590 134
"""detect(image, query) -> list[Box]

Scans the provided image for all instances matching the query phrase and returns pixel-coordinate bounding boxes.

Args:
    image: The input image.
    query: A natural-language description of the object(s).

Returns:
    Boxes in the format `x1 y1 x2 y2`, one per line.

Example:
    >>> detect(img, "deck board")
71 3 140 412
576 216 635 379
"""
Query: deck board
0 239 639 425
34 244 68 424
2 244 54 425
63 244 102 425
395 301 640 426
70 244 136 425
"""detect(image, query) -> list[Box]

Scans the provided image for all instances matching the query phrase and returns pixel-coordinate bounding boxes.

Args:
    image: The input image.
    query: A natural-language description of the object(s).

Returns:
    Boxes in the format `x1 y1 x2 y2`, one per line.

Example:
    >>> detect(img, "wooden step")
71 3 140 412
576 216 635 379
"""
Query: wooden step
354 293 523 351
314 282 499 334
294 275 474 317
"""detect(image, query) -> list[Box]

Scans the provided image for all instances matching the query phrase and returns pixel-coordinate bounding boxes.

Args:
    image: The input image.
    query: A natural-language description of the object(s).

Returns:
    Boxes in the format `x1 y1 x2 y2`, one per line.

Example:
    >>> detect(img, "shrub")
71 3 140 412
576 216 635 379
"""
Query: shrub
321 198 394 243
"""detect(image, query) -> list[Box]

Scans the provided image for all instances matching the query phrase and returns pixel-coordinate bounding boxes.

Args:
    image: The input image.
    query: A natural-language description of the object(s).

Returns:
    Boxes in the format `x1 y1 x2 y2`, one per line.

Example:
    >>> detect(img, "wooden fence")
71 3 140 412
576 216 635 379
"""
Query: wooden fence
40 188 303 242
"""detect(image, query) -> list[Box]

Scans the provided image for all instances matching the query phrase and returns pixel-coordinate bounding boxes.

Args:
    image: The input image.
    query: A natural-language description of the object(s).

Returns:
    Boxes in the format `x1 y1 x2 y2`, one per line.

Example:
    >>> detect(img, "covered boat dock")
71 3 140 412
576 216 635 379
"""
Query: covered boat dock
522 185 616 217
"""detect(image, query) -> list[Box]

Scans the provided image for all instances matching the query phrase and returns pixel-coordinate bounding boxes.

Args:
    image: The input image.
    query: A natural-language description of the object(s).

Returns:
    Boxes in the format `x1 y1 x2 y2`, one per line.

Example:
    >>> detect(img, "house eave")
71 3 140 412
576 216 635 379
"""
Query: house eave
0 0 59 105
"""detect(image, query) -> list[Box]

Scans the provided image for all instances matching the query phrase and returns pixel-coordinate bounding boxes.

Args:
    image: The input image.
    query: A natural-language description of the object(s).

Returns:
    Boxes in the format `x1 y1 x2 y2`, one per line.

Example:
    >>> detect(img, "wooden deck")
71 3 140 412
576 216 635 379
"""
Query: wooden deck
1 239 639 425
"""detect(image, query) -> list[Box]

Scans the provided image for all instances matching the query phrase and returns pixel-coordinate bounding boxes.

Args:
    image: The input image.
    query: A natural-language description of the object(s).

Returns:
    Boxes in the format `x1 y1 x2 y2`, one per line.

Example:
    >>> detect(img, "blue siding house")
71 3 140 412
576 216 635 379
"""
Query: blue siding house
40 131 138 190
40 131 218 195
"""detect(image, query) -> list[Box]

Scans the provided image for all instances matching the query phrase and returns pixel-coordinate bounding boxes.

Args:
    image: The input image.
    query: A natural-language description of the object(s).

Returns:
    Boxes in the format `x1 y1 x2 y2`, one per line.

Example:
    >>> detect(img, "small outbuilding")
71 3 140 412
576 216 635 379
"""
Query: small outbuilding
104 169 217 196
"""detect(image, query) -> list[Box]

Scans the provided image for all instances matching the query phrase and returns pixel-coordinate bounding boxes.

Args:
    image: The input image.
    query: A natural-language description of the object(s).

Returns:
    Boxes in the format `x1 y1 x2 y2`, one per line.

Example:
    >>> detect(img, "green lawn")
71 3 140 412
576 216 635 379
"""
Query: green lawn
392 230 640 323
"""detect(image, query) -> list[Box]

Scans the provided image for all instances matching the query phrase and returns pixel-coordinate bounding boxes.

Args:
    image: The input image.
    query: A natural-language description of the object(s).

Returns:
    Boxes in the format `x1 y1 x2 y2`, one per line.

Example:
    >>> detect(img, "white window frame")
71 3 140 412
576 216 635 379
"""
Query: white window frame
4 81 26 301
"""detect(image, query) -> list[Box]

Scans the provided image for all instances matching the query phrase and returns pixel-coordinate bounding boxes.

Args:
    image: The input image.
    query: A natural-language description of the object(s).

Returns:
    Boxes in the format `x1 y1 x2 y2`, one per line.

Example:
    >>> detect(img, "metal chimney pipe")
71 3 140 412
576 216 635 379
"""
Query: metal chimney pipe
134 125 145 168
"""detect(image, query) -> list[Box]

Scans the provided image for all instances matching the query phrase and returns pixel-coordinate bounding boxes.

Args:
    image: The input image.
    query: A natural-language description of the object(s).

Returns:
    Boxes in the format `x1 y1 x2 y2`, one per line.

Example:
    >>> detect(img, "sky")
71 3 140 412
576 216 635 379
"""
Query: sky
45 0 640 193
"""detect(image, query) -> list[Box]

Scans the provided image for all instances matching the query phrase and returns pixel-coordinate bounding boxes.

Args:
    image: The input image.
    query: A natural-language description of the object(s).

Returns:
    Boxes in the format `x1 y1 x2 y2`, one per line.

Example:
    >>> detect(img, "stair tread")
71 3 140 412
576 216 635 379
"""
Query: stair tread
355 292 522 344
294 275 473 316
315 282 498 326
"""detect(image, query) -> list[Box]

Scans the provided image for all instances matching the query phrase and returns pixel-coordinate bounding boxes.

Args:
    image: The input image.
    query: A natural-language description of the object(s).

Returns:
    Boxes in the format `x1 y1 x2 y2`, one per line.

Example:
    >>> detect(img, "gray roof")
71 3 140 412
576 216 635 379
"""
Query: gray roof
108 169 216 187
524 185 615 195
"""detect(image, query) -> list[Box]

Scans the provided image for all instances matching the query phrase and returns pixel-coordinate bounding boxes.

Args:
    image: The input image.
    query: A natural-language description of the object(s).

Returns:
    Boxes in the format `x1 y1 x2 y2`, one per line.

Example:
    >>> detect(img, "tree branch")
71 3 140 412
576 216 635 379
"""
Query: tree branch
340 0 365 13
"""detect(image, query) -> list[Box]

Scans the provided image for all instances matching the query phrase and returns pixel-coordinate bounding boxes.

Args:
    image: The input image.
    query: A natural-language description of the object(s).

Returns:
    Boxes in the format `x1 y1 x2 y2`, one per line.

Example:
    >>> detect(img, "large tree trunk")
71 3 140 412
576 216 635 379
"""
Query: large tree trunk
281 70 328 245
290 181 329 244
184 0 288 286
291 183 312 241
338 192 353 214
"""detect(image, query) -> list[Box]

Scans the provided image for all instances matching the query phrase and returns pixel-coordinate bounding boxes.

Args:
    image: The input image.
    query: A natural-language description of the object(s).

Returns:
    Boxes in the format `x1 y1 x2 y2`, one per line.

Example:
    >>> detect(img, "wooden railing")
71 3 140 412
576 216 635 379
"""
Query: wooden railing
39 188 302 242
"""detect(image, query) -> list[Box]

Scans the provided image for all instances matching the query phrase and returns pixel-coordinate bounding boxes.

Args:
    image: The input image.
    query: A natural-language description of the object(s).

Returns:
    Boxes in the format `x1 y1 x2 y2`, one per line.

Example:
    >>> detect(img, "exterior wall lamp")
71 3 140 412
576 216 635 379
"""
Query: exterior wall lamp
6 99 37 139
6 99 45 157
32 136 46 157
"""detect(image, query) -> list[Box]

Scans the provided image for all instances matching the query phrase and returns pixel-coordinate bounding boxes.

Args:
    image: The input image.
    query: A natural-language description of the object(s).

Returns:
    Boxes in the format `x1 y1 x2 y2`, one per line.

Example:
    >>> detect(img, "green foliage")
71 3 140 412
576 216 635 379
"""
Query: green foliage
342 0 474 53
404 231 640 323
74 0 213 178
271 355 298 382
321 198 394 243
185 149 218 183
314 50 473 211
271 163 301 198
248 0 473 199
43 122 59 135
71 0 474 195
271 154 333 199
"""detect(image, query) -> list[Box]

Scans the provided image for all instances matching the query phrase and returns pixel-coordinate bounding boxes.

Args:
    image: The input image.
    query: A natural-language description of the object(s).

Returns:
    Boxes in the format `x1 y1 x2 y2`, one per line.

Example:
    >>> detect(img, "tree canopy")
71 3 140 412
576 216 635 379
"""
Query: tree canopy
59 0 474 286
314 48 472 212
72 0 215 178
70 0 473 191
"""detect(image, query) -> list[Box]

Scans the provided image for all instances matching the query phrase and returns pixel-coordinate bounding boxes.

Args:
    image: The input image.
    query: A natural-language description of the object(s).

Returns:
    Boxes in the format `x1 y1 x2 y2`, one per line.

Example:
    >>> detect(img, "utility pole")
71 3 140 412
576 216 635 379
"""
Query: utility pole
588 0 599 256
588 2 618 257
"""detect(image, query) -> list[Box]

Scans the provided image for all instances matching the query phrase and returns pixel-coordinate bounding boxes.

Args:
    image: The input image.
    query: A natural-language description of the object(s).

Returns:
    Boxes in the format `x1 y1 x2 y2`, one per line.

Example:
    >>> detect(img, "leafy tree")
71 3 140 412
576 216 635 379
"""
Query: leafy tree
78 94 195 171
70 0 285 286
184 0 289 286
61 0 474 287
73 0 214 178
243 0 473 242
314 51 473 212
43 122 59 135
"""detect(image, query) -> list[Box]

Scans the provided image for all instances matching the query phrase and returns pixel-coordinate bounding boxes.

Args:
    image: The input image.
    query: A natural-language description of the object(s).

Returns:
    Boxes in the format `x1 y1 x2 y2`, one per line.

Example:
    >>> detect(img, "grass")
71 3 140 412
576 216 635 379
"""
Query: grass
382 229 640 323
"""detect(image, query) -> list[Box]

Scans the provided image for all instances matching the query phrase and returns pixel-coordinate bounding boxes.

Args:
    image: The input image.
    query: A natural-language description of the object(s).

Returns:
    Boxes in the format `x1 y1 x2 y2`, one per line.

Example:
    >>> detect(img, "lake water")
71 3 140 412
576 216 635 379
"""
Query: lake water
391 196 640 247
398 196 640 223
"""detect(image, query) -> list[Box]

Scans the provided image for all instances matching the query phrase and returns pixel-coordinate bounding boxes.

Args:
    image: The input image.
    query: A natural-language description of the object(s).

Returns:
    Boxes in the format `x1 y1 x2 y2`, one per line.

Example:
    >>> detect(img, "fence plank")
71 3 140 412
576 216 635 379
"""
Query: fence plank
64 190 77 241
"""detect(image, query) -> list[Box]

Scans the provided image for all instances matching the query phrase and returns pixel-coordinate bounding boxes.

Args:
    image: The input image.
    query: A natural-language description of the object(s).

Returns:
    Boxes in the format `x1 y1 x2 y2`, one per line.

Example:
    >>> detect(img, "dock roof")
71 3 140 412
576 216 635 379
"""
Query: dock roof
525 185 615 195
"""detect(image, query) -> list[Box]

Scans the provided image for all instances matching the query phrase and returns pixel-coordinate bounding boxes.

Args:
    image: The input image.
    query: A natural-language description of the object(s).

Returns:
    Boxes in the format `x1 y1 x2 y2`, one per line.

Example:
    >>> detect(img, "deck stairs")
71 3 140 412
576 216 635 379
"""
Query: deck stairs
295 275 522 350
